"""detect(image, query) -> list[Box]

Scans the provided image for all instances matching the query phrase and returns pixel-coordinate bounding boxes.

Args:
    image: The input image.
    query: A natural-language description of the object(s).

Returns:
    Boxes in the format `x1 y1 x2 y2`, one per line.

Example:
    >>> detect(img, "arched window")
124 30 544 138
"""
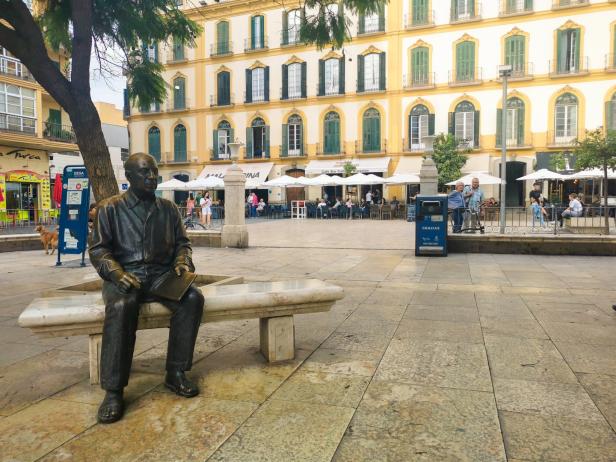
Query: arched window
452 101 477 148
216 21 230 55
455 41 475 82
250 15 265 50
505 35 525 76
174 124 187 162
411 0 429 26
555 93 578 144
607 93 616 133
362 108 381 153
497 97 525 147
213 120 233 159
409 104 433 151
246 117 269 159
282 114 303 157
324 112 341 154
217 71 230 106
410 46 429 87
556 27 581 74
148 126 161 161
173 77 185 110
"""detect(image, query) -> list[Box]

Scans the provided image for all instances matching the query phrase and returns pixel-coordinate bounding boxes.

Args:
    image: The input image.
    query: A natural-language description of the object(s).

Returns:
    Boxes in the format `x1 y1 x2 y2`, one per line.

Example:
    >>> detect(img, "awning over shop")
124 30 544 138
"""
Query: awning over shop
393 156 422 176
305 157 390 175
197 162 274 189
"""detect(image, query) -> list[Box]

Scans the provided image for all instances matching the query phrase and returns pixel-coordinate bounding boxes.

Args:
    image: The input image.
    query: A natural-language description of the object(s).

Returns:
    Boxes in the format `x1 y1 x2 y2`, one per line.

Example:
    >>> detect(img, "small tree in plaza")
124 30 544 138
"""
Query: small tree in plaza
342 161 357 177
431 134 469 192
573 128 616 229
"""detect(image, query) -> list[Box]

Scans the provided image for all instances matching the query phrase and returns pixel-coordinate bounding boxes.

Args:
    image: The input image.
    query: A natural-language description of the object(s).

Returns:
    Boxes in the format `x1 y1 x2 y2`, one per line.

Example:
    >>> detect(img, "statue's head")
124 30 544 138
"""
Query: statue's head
125 153 159 198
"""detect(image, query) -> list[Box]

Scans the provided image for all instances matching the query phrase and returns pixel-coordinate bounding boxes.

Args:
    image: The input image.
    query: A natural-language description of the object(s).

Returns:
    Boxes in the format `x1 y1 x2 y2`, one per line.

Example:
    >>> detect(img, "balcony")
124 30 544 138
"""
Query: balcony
450 2 482 23
499 0 533 16
279 145 307 158
159 151 198 164
403 72 436 90
495 63 534 81
316 84 344 97
166 98 191 112
548 57 589 77
404 10 435 29
0 114 36 136
552 0 588 9
244 150 270 160
547 131 577 148
280 87 306 101
356 82 385 94
209 149 231 161
456 137 478 149
244 37 269 53
210 42 233 57
210 94 235 107
0 56 33 81
495 136 533 149
357 19 385 36
280 31 304 48
402 139 427 153
316 143 346 156
355 139 387 155
43 122 76 143
167 50 187 63
243 91 268 104
448 68 483 86
606 53 616 72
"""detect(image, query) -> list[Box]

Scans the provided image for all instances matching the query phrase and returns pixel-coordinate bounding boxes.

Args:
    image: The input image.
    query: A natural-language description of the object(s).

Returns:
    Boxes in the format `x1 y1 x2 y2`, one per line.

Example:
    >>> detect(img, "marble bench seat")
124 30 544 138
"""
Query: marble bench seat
18 278 344 384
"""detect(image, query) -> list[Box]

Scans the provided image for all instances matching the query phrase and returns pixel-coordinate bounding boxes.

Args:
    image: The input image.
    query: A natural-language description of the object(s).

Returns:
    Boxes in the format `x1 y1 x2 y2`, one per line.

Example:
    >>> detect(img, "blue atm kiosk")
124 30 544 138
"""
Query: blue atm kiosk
415 195 448 257
56 166 90 267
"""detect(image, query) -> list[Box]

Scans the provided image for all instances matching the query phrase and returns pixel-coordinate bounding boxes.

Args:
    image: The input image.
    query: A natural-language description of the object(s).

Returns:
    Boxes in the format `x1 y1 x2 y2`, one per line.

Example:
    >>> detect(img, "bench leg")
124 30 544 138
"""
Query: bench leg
89 334 102 385
259 316 295 362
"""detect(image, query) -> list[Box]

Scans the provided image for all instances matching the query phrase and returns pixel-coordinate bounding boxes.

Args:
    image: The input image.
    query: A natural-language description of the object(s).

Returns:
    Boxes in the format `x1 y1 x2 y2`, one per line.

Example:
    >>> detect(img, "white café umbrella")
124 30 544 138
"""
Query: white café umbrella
383 173 421 184
566 168 616 179
261 175 308 188
340 173 383 185
516 169 566 181
156 178 189 191
303 174 345 186
446 172 504 186
185 176 225 190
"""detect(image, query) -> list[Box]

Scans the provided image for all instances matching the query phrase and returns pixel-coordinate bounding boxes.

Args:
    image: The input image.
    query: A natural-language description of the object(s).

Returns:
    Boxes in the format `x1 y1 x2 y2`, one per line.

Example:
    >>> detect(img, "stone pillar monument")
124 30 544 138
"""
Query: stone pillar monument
419 135 438 195
221 142 249 248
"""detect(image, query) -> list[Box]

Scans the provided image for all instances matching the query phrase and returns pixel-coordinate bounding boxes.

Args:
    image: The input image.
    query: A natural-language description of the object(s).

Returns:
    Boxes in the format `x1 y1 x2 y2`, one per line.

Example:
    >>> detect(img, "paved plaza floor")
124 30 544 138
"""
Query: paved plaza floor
1 220 616 461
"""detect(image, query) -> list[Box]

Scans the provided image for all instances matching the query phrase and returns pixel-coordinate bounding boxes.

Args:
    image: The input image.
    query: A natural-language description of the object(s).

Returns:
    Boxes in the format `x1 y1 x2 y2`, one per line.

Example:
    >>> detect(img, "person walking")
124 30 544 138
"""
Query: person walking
448 181 465 233
366 190 373 205
186 193 195 218
251 192 259 218
200 191 212 228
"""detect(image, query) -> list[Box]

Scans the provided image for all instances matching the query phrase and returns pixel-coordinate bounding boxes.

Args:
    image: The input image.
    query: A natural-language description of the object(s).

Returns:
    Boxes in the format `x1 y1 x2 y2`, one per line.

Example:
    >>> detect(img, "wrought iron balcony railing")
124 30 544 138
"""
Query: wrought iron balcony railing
548 57 589 77
43 122 76 143
448 68 483 86
404 10 435 29
499 0 534 16
403 72 436 89
210 42 233 57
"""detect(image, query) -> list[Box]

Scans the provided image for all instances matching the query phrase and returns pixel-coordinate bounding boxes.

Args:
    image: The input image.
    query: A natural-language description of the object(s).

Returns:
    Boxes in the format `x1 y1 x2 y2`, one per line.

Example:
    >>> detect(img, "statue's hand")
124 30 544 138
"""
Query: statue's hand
110 270 142 294
174 263 190 276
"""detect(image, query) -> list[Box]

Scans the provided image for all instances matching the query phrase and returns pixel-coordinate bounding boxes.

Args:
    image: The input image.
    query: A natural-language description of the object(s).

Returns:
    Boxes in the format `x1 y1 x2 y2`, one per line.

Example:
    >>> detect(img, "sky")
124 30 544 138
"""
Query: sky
89 49 126 109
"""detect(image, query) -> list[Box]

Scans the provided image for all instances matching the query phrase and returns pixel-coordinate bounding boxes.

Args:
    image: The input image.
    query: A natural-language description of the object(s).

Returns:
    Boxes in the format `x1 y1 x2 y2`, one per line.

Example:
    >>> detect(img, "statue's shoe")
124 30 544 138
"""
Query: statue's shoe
97 391 124 424
164 370 200 398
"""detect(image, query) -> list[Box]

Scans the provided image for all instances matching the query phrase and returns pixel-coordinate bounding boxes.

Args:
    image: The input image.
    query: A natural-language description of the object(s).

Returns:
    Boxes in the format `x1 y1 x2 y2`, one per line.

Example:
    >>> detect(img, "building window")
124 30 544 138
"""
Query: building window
451 0 475 21
455 41 475 82
217 71 230 106
282 62 306 100
410 46 429 86
358 52 385 92
172 36 184 61
503 0 533 15
505 35 526 76
358 4 384 34
173 124 187 162
213 120 233 159
216 21 230 55
250 15 265 50
283 9 302 45
318 57 344 96
556 28 581 74
323 111 341 154
252 67 264 102
0 83 36 134
496 97 525 147
607 93 616 133
282 114 303 157
409 104 434 151
148 126 161 161
362 108 381 153
451 100 479 148
173 77 185 110
145 42 158 63
246 117 269 159
554 93 578 144
411 0 429 26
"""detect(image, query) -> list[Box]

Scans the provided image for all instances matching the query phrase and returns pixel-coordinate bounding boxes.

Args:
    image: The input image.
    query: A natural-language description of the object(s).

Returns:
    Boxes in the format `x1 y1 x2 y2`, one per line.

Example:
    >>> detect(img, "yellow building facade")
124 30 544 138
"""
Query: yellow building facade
127 0 616 205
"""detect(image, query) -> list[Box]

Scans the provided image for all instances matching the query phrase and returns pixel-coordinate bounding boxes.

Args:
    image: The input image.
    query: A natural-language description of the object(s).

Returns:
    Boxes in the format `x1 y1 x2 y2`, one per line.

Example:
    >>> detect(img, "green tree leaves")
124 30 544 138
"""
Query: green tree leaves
431 133 469 191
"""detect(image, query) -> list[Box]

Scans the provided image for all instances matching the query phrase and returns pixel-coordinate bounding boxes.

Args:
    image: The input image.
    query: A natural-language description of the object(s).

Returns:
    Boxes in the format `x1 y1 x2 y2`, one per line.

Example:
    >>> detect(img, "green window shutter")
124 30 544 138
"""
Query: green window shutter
264 66 270 101
362 117 369 152
525 0 532 8
573 28 580 70
216 73 223 105
517 105 525 145
378 4 385 31
282 11 288 45
448 112 454 135
557 30 565 72
469 0 475 16
259 16 265 47
339 57 345 94
451 0 458 20
174 126 186 161
301 62 307 98
379 52 386 90
228 127 234 145
174 78 185 109
173 36 184 60
505 36 525 72
212 130 219 158
48 109 61 125
375 114 381 151
333 117 340 153
428 113 435 135
358 13 365 35
250 17 255 49
606 101 614 132
496 108 502 147
245 69 252 103
473 110 480 147
299 121 304 155
148 129 161 161
153 43 158 63
246 127 253 158
264 125 270 157
281 124 288 157
412 47 427 84
456 42 474 81
357 55 364 92
217 22 229 54
318 59 325 96
282 64 288 100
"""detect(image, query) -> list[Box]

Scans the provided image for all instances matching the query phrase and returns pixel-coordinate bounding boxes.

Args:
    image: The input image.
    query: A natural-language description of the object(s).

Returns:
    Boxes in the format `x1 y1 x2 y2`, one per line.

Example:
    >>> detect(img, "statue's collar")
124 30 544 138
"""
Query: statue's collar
124 188 160 209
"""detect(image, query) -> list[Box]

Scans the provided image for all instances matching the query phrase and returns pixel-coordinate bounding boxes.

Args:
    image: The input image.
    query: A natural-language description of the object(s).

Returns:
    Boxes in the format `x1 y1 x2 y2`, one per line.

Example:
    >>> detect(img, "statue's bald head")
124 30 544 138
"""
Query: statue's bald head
124 152 159 197
125 152 157 174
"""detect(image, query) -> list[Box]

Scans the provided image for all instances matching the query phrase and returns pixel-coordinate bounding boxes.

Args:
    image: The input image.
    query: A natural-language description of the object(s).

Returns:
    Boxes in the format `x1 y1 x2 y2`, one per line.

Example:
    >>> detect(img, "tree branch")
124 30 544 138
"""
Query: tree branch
70 0 94 94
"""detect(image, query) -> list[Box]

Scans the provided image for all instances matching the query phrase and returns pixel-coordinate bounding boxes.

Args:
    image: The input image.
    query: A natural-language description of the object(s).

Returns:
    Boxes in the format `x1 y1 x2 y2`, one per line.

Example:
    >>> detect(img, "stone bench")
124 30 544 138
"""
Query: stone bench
18 276 344 384
565 217 609 234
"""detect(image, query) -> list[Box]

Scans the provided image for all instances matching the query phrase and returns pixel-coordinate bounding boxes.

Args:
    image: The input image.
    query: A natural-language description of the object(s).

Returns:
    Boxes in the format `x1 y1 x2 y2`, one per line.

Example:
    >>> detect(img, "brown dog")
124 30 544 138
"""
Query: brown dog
35 225 58 255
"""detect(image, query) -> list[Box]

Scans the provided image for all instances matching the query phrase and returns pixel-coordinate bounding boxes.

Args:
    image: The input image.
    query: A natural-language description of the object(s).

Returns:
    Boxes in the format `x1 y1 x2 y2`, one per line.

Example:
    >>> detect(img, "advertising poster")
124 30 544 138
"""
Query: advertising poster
0 174 6 210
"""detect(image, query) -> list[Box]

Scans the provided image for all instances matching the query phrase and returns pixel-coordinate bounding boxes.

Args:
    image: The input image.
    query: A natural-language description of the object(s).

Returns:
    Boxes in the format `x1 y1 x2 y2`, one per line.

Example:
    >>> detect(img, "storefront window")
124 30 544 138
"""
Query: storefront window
0 83 36 134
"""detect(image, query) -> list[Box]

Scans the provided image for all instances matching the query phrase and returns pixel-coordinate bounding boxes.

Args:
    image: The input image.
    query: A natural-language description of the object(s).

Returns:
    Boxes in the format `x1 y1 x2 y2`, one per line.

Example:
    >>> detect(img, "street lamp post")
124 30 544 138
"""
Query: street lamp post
498 64 512 234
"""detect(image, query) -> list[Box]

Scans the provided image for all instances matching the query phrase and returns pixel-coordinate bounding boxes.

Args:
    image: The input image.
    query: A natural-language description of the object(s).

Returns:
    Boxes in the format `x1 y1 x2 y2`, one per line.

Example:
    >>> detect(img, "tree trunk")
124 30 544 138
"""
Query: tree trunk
68 99 119 201
604 163 609 232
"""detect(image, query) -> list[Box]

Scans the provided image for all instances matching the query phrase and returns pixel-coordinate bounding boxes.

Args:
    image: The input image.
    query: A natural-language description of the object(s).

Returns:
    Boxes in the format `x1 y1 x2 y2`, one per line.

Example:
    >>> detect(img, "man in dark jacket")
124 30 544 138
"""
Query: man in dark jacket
89 152 204 424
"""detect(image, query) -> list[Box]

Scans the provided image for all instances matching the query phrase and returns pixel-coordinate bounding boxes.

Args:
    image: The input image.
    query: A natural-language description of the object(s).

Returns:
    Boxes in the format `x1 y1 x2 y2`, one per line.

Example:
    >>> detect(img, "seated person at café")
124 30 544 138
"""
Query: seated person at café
333 197 342 209
390 196 400 208
256 198 266 216
558 193 583 226
448 181 466 233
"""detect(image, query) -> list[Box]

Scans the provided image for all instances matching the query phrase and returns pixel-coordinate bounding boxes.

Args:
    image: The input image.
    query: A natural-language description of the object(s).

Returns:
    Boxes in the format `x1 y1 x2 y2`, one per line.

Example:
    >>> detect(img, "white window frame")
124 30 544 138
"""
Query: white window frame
364 12 380 33
457 0 472 19
324 58 339 95
288 10 301 44
288 119 302 156
252 67 265 102
287 63 302 99
217 129 230 158
410 114 428 150
455 111 474 147
555 102 577 143
0 83 36 133
364 53 380 92
505 107 518 147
